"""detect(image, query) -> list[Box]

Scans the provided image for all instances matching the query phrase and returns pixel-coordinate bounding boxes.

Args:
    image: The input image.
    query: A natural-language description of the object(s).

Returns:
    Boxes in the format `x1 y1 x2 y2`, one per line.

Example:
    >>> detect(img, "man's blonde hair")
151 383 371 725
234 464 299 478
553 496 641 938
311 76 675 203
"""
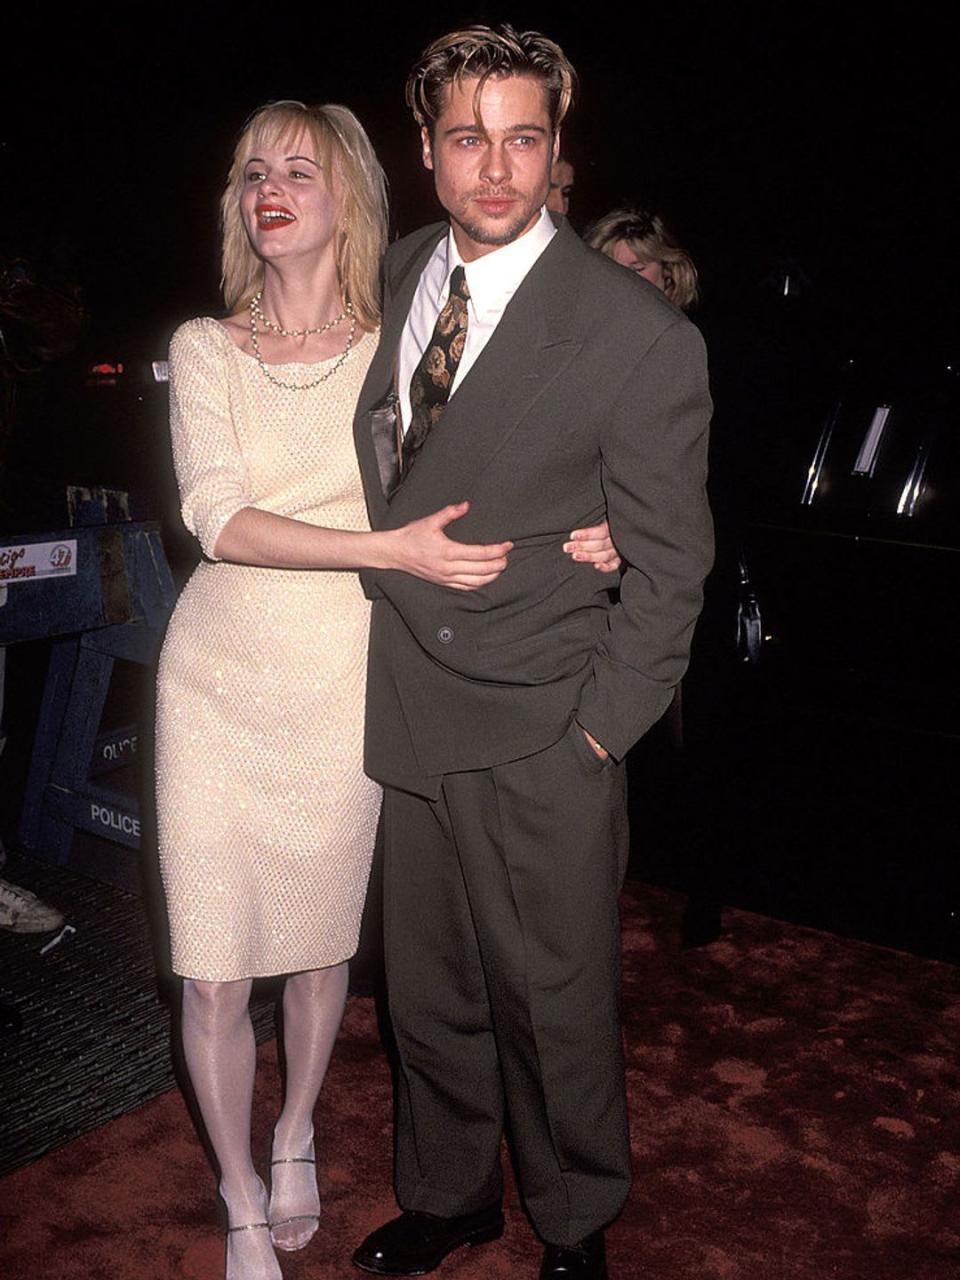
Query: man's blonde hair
406 24 577 136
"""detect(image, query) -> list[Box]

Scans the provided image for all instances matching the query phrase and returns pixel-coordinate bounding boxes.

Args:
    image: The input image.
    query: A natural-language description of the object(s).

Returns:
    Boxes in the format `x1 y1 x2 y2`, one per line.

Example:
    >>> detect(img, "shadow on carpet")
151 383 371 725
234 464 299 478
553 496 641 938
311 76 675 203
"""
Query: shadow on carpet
2 883 959 1279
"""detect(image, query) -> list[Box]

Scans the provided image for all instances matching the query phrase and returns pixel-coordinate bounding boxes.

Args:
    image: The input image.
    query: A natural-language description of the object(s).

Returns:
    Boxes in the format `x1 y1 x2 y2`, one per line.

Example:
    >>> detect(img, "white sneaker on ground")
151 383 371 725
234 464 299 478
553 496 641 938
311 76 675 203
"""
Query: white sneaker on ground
0 878 65 933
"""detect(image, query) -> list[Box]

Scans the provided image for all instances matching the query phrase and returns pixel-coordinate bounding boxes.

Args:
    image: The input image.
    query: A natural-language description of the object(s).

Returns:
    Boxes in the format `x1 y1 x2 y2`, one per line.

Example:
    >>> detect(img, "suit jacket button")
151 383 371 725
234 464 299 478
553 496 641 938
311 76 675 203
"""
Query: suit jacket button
437 626 454 644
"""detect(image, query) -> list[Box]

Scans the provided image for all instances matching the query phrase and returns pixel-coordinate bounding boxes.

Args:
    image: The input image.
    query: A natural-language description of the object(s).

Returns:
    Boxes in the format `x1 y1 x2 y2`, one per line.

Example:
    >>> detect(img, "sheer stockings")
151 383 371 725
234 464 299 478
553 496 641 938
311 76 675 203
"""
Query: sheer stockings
223 1179 279 1280
180 964 348 1276
181 978 280 1280
269 962 349 1250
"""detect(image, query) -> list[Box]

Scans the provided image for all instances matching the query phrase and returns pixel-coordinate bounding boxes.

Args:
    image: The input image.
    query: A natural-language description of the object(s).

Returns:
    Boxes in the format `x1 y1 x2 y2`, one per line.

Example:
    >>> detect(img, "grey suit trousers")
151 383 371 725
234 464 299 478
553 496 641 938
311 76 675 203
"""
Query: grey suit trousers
382 718 632 1246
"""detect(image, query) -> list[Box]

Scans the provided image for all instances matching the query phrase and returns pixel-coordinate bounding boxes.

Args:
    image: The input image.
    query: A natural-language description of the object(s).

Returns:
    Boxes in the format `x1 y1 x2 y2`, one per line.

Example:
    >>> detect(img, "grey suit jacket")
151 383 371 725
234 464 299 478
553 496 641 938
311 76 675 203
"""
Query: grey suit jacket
353 218 713 798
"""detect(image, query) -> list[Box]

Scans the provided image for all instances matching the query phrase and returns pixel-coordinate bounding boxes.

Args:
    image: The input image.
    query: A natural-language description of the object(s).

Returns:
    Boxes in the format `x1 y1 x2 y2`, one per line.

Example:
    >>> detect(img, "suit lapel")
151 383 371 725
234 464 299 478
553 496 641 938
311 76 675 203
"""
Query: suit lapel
385 223 586 524
354 227 447 520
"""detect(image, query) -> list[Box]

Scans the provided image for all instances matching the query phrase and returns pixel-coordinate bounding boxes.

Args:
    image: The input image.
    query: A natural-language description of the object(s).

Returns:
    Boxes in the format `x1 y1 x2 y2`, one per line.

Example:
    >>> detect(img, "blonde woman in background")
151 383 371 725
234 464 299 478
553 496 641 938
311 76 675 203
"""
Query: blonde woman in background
586 207 700 311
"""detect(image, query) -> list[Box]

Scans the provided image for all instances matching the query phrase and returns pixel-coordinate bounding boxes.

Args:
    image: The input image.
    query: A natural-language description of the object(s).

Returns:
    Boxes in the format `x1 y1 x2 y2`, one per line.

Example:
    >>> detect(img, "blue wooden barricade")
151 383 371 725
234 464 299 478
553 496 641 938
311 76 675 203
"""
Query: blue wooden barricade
1 507 175 889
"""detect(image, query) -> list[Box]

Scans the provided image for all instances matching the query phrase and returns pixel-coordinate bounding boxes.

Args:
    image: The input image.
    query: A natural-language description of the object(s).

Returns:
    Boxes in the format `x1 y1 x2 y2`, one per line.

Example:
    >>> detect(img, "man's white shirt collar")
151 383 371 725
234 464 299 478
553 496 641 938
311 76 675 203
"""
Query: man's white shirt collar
430 207 556 318
397 208 557 435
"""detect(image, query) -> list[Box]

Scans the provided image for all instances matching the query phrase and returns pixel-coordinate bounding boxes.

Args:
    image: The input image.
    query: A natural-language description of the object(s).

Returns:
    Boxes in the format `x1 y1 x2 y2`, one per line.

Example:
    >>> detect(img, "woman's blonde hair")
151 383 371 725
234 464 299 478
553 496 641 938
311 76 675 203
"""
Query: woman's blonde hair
585 208 700 312
220 101 387 330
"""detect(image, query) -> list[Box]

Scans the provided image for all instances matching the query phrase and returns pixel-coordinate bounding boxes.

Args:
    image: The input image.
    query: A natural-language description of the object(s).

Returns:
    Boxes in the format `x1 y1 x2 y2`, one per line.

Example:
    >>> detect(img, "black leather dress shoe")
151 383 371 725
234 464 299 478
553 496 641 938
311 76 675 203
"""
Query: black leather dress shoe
352 1205 504 1275
540 1230 608 1278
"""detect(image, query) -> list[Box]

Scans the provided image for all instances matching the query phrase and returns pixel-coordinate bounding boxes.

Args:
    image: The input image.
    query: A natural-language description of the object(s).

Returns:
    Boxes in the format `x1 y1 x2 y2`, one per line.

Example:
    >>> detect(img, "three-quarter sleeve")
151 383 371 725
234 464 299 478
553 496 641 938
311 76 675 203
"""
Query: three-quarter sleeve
168 319 252 559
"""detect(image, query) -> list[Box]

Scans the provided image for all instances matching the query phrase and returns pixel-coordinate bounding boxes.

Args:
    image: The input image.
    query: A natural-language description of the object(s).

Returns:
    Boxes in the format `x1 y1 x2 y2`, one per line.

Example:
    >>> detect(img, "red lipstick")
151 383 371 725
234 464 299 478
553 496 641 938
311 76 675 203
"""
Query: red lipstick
255 203 296 231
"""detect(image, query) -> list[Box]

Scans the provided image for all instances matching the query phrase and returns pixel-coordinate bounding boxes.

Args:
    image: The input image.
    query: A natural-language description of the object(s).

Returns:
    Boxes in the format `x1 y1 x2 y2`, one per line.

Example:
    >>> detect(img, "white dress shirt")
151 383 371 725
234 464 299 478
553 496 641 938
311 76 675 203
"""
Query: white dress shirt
397 208 556 435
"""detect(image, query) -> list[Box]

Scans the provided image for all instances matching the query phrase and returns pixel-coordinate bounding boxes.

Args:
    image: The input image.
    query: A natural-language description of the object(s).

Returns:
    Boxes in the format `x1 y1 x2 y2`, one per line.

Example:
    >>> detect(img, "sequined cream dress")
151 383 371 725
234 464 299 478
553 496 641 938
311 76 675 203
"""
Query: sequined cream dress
156 317 381 982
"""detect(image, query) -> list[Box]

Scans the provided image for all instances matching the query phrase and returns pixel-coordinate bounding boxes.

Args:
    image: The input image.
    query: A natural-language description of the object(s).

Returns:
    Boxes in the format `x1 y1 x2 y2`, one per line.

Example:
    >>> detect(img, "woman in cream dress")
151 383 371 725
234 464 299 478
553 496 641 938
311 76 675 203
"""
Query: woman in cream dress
155 101 514 1280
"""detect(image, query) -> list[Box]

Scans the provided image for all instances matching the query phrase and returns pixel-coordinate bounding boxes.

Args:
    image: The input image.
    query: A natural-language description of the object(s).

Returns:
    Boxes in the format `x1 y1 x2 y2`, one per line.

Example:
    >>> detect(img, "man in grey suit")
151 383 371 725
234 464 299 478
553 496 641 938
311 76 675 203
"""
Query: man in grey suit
352 25 713 1280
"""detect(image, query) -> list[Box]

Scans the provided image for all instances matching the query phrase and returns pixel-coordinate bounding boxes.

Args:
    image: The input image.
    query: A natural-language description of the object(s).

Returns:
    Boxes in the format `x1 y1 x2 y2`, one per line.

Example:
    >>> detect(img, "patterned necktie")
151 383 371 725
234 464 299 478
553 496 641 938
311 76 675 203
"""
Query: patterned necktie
402 265 470 475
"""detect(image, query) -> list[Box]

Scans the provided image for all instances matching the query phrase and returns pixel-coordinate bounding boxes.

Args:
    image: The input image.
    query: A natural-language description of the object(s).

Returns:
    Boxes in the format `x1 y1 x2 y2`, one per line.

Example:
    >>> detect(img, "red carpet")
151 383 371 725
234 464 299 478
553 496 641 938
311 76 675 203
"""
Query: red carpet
3 883 958 1279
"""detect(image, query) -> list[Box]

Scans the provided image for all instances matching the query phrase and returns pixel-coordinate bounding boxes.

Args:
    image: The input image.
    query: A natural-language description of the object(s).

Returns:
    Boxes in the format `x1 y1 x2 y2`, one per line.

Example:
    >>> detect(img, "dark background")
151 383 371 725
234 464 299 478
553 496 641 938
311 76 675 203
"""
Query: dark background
3 3 955 357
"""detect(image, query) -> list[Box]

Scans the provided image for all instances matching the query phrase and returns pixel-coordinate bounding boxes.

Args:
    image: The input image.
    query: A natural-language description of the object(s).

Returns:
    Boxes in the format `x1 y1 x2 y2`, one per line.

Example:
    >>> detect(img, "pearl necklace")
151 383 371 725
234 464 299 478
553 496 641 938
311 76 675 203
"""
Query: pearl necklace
248 296 356 391
250 291 348 337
